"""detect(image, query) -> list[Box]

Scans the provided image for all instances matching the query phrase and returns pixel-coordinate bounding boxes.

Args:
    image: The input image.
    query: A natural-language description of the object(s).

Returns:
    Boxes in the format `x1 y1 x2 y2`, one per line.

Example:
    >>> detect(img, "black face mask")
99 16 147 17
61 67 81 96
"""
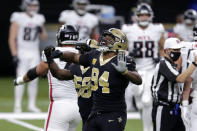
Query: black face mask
169 51 181 61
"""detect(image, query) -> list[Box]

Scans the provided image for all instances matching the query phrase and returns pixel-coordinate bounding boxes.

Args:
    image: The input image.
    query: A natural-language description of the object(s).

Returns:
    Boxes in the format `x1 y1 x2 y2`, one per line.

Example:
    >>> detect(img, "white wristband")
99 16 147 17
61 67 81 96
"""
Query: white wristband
182 100 189 106
16 76 25 85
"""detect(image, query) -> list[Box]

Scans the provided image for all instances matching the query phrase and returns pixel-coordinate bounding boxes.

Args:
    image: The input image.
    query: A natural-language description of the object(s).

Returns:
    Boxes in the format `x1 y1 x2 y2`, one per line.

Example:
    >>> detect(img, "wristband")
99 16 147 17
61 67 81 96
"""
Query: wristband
121 69 128 75
192 62 197 67
182 100 189 106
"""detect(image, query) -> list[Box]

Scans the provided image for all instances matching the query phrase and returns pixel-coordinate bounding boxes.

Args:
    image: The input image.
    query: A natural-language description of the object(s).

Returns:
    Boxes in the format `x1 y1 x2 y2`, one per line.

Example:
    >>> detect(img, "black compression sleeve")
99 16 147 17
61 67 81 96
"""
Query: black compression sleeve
27 66 39 80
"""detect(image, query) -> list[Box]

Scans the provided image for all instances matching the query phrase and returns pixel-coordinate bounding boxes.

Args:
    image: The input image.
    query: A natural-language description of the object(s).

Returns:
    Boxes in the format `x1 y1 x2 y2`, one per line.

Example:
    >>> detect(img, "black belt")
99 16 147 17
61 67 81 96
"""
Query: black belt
153 100 179 107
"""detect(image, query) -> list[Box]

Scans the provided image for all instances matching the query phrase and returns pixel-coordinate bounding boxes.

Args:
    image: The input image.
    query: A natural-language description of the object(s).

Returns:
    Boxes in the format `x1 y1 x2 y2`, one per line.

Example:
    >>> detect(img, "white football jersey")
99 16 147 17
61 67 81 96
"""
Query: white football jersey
173 24 193 42
10 12 45 57
181 41 197 72
188 49 197 96
122 23 165 70
59 10 98 41
41 47 78 101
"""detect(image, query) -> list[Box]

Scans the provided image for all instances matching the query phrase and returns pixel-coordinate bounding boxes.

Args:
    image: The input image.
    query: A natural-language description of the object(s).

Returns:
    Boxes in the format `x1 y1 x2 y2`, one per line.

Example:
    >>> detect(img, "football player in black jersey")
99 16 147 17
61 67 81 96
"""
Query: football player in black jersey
44 28 142 131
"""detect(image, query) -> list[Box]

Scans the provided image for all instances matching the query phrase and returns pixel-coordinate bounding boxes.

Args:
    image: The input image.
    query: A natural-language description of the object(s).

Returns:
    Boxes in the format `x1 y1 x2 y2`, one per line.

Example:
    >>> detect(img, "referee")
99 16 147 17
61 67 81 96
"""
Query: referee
151 38 197 131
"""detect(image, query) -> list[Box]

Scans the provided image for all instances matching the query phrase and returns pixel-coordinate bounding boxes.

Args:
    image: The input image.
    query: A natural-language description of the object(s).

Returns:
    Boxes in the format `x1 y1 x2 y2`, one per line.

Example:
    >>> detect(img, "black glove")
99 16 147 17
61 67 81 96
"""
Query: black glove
153 57 160 64
12 56 19 67
129 49 138 58
36 26 43 33
126 56 136 71
14 79 18 86
51 50 63 59
44 46 55 63
75 42 91 54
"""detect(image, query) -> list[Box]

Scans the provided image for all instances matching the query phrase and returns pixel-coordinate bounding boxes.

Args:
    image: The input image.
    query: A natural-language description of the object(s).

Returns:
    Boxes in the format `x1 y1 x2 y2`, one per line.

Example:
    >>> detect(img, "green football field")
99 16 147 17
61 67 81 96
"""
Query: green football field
0 77 143 131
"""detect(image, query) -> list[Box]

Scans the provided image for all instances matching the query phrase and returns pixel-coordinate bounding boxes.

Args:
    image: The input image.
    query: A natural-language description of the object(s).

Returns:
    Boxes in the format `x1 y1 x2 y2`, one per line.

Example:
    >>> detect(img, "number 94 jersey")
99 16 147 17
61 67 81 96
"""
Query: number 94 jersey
10 12 45 57
122 23 165 70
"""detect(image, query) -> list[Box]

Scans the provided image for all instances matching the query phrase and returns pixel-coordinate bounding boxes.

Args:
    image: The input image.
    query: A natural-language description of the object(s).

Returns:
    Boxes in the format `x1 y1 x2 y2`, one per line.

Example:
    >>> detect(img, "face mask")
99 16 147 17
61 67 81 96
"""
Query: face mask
169 51 181 61
29 10 37 16
139 21 149 27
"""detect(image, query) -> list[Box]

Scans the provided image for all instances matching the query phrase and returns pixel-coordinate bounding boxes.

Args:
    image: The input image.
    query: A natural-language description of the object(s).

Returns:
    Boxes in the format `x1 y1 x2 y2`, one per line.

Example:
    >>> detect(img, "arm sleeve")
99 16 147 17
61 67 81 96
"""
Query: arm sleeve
40 14 46 25
10 12 20 24
69 64 76 76
159 60 179 82
79 50 95 67
58 10 68 23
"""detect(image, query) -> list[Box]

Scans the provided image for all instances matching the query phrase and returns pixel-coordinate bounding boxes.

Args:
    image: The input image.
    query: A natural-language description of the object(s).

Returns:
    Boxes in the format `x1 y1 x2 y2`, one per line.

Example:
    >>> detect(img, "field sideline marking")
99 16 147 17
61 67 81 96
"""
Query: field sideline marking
0 112 141 119
6 119 44 131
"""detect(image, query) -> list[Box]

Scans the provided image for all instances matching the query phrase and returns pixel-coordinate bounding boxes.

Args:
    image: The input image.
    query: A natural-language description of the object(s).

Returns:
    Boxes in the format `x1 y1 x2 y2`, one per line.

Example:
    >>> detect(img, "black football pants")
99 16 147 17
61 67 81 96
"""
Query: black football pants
152 104 185 131
83 111 127 131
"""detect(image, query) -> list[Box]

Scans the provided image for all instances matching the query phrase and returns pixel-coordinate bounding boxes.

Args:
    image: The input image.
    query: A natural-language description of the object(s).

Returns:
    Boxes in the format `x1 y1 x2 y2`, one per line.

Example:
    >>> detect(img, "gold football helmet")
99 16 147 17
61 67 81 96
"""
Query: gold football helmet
98 28 128 52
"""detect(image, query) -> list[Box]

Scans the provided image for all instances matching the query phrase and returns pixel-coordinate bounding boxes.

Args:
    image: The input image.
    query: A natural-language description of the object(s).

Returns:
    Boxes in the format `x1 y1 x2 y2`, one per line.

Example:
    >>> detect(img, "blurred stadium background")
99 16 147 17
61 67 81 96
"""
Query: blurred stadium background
1 0 197 130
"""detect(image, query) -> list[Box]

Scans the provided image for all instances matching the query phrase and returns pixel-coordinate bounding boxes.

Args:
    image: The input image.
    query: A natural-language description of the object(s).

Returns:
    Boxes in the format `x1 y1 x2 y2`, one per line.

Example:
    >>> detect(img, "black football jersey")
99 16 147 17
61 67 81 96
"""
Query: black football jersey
79 50 130 112
69 64 93 122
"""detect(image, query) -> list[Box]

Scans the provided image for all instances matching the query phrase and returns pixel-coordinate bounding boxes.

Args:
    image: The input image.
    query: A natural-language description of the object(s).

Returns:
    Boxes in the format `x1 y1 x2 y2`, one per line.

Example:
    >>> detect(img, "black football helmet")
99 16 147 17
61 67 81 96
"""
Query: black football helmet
20 0 40 15
56 24 79 46
135 3 153 27
184 9 197 25
72 0 89 16
193 24 197 41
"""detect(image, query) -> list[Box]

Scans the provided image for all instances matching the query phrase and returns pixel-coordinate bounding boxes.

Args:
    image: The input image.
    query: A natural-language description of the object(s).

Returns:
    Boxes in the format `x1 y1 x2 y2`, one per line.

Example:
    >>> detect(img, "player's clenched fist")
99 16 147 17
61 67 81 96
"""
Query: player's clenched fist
44 45 55 63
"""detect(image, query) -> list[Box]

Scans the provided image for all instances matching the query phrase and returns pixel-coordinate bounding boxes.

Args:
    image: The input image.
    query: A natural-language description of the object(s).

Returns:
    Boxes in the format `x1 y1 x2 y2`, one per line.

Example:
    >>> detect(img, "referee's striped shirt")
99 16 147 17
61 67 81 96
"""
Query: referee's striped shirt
151 57 183 104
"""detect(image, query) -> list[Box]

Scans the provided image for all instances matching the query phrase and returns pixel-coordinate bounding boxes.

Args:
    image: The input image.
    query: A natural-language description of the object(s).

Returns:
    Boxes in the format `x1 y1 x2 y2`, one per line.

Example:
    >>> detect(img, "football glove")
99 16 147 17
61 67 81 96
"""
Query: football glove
51 50 63 59
153 57 160 64
126 56 136 71
12 56 19 67
44 45 55 63
112 52 128 75
75 42 91 54
129 48 138 58
36 26 43 33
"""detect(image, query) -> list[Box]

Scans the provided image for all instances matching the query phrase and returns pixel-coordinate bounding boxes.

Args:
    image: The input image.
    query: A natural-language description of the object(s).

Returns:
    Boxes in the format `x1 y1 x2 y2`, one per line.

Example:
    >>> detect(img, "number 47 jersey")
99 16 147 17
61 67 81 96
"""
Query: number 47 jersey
10 12 45 57
122 23 165 70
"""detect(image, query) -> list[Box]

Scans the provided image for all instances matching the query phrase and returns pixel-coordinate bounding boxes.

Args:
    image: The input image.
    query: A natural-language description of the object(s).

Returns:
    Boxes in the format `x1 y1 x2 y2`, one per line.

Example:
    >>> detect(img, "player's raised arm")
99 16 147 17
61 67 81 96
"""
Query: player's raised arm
112 52 142 85
44 47 73 80
14 61 48 86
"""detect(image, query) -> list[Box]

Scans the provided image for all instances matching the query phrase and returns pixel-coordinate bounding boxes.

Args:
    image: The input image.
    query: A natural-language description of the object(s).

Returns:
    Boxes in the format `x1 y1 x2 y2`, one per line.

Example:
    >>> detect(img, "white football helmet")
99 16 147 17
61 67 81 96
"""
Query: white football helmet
184 9 197 26
72 0 89 16
135 3 153 27
20 0 40 15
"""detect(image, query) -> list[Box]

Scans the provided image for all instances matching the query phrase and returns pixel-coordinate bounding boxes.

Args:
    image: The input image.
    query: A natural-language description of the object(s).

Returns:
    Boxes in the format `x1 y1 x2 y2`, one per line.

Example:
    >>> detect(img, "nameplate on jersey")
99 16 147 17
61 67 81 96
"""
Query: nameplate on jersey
92 58 97 65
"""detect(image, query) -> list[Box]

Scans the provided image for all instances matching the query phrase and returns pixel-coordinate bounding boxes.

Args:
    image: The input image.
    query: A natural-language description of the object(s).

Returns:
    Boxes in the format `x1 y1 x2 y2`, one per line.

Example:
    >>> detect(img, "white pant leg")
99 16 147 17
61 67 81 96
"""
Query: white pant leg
44 99 81 131
190 97 197 131
133 70 153 131
14 57 29 111
125 83 136 112
27 55 40 108
142 70 153 131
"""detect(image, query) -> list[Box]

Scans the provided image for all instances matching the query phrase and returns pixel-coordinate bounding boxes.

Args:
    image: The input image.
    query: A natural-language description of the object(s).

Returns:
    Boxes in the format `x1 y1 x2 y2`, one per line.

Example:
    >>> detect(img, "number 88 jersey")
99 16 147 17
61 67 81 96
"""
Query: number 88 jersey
122 23 165 70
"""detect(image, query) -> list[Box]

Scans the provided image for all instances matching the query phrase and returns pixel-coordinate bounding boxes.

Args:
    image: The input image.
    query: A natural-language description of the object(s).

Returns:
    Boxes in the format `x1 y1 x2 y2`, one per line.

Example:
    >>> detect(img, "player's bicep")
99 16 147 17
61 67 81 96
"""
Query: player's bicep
36 62 49 76
79 53 91 67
